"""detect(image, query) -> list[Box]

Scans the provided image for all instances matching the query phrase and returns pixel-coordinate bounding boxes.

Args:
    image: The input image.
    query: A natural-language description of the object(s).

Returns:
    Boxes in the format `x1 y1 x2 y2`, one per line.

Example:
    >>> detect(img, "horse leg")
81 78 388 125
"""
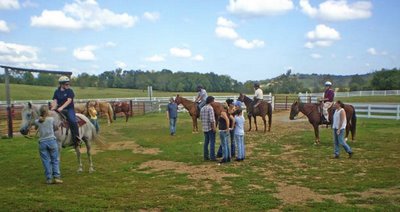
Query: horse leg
75 146 83 173
313 124 320 145
192 116 197 133
85 139 95 173
247 115 252 131
254 116 258 131
125 112 128 123
262 116 267 133
106 114 111 126
345 125 350 141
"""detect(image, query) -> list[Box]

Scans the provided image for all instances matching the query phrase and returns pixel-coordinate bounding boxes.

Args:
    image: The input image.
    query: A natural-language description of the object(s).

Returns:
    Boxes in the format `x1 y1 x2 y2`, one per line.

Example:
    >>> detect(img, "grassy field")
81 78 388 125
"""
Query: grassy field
1 83 400 103
0 110 399 211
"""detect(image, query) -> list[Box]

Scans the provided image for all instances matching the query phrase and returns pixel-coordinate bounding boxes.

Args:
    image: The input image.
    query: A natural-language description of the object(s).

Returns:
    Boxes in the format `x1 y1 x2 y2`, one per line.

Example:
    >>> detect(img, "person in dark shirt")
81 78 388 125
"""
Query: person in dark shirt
51 76 81 147
166 97 178 136
321 81 335 123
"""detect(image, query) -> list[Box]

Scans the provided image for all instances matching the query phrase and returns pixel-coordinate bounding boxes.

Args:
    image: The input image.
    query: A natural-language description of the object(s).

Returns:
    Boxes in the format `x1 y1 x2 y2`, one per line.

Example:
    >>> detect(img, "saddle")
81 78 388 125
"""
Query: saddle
56 111 86 135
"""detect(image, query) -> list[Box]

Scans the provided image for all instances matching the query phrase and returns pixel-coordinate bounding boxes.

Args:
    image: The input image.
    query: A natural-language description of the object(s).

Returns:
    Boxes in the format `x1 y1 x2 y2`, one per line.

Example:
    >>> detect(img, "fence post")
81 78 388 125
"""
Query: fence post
368 104 371 118
129 100 133 117
285 96 288 110
397 105 400 120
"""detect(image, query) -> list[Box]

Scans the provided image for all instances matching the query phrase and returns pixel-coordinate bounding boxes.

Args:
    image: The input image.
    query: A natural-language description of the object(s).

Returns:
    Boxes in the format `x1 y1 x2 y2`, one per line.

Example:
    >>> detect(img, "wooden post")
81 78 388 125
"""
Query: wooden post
285 96 288 110
4 67 13 138
129 100 133 117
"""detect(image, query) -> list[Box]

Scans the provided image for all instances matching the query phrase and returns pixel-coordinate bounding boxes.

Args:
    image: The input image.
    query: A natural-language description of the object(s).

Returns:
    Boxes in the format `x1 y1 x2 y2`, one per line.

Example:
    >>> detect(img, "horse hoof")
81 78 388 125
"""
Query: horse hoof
89 168 95 173
77 168 83 173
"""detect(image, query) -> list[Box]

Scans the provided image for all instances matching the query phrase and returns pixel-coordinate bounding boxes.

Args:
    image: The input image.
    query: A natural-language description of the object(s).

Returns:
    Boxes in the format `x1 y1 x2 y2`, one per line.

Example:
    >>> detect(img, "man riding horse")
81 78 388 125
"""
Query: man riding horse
195 85 208 113
250 82 264 116
321 81 334 124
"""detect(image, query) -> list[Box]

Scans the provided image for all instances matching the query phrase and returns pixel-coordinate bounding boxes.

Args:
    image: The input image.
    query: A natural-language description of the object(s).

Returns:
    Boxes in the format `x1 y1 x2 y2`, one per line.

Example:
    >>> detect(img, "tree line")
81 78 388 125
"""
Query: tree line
0 67 398 94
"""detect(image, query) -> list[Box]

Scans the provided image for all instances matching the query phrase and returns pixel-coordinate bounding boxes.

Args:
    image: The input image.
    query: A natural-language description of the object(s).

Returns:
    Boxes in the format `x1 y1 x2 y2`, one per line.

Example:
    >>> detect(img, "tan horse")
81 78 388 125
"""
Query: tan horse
91 101 113 126
74 103 88 116
175 94 225 133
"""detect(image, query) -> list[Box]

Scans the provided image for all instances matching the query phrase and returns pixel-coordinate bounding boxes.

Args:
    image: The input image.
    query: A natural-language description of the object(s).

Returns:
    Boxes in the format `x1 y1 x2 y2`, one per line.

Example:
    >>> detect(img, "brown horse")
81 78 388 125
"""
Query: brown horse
289 101 357 144
91 101 114 126
237 93 272 132
175 94 225 133
112 101 131 122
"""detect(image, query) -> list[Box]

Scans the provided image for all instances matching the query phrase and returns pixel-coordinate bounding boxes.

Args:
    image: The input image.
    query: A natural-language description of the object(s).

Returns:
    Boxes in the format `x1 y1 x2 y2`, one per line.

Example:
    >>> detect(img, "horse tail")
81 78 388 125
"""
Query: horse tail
350 105 357 140
267 102 272 127
107 103 114 123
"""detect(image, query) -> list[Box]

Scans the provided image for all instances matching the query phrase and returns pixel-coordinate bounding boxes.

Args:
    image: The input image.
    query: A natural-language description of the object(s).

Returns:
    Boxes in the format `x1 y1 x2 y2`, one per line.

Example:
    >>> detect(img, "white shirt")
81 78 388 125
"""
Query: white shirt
254 88 263 100
333 108 347 130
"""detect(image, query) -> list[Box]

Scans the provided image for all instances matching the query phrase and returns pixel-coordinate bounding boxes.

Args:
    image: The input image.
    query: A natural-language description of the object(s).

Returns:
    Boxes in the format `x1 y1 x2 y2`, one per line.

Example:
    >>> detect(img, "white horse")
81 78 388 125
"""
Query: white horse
19 103 98 173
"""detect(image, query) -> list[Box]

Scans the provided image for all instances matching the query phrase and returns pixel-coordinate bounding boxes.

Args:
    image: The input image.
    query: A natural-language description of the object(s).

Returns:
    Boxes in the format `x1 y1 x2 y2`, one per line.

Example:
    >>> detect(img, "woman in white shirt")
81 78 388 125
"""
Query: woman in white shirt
332 100 353 159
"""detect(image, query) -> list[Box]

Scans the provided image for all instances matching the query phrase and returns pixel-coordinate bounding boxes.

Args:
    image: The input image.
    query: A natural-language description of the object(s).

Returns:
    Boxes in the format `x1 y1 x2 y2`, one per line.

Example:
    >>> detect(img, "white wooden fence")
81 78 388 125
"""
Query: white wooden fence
301 89 400 98
352 104 400 120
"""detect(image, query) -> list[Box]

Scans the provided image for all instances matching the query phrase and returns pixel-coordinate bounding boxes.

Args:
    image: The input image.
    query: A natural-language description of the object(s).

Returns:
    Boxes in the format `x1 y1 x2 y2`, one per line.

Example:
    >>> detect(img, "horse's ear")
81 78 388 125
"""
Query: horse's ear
176 94 180 97
28 102 32 108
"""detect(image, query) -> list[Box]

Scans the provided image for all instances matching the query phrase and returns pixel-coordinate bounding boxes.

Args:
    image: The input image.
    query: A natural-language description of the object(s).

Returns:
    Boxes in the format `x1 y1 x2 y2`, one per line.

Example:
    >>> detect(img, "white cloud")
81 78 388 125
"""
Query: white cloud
170 47 192 58
215 26 239 40
143 12 159 22
367 47 377 55
115 61 127 69
305 24 340 48
104 41 116 48
22 0 38 8
0 41 38 63
306 24 340 40
300 0 372 21
145 54 165 62
0 20 10 32
0 0 20 9
31 0 138 30
367 47 388 56
73 45 97 61
192 54 204 61
227 0 294 16
217 16 236 28
311 53 322 59
234 38 265 49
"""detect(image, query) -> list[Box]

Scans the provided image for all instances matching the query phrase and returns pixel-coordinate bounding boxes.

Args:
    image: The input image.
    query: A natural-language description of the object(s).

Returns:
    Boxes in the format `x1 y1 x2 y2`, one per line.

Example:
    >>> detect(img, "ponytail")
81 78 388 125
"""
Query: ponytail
38 105 49 123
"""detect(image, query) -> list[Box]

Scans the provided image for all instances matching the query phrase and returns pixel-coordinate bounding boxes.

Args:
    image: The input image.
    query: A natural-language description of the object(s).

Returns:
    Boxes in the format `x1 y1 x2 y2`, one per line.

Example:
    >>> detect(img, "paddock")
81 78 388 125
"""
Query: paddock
0 110 399 211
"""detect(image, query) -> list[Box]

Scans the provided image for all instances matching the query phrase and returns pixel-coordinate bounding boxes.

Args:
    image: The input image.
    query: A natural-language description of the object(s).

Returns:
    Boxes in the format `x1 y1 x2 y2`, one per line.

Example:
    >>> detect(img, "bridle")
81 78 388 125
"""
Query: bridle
22 108 39 138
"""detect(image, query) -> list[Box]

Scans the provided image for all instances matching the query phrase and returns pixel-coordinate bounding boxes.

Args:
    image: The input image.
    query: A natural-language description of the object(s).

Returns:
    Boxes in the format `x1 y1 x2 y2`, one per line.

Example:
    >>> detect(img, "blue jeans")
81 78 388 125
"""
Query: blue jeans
90 119 99 133
217 129 235 157
62 108 80 144
203 130 216 160
169 117 177 135
219 130 230 162
333 129 352 156
235 134 245 159
39 138 61 181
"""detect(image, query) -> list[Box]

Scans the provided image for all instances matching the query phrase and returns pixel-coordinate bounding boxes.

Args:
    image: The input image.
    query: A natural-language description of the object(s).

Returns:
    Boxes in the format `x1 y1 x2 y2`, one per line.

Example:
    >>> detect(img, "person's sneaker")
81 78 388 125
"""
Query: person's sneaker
46 179 53 184
54 178 63 184
334 155 339 159
348 152 353 158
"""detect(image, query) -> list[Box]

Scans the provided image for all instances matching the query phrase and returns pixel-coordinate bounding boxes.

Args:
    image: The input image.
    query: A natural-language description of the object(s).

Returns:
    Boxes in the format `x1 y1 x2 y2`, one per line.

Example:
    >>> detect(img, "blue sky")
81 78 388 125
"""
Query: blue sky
0 0 399 82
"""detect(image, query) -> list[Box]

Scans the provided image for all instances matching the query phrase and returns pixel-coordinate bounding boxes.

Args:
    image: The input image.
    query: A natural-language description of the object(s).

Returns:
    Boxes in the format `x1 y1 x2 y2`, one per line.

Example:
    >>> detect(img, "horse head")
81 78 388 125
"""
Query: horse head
175 94 183 105
20 102 39 135
237 93 245 102
289 101 300 120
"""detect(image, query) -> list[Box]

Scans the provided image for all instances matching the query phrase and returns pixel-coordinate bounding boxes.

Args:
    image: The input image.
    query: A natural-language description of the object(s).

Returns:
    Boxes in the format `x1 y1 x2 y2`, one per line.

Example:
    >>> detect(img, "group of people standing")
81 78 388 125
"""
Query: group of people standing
200 96 246 164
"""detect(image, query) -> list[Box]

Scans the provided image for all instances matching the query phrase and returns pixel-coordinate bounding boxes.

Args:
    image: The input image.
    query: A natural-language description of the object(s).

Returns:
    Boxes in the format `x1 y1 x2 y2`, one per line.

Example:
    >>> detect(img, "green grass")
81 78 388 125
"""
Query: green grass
0 83 237 101
0 111 399 211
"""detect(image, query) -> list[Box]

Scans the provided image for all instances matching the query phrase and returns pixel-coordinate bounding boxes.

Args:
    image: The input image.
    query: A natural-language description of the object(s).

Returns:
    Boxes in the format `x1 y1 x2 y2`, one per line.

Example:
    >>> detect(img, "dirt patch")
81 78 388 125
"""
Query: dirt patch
137 160 237 193
78 141 161 155
274 182 346 205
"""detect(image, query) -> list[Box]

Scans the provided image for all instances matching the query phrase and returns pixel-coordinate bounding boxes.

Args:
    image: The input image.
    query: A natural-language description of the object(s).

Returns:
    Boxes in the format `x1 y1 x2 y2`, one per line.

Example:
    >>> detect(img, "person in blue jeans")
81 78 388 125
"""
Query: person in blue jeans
200 96 216 161
35 105 63 184
51 76 81 147
332 100 353 159
217 99 236 158
166 97 178 136
218 106 231 164
234 109 245 161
